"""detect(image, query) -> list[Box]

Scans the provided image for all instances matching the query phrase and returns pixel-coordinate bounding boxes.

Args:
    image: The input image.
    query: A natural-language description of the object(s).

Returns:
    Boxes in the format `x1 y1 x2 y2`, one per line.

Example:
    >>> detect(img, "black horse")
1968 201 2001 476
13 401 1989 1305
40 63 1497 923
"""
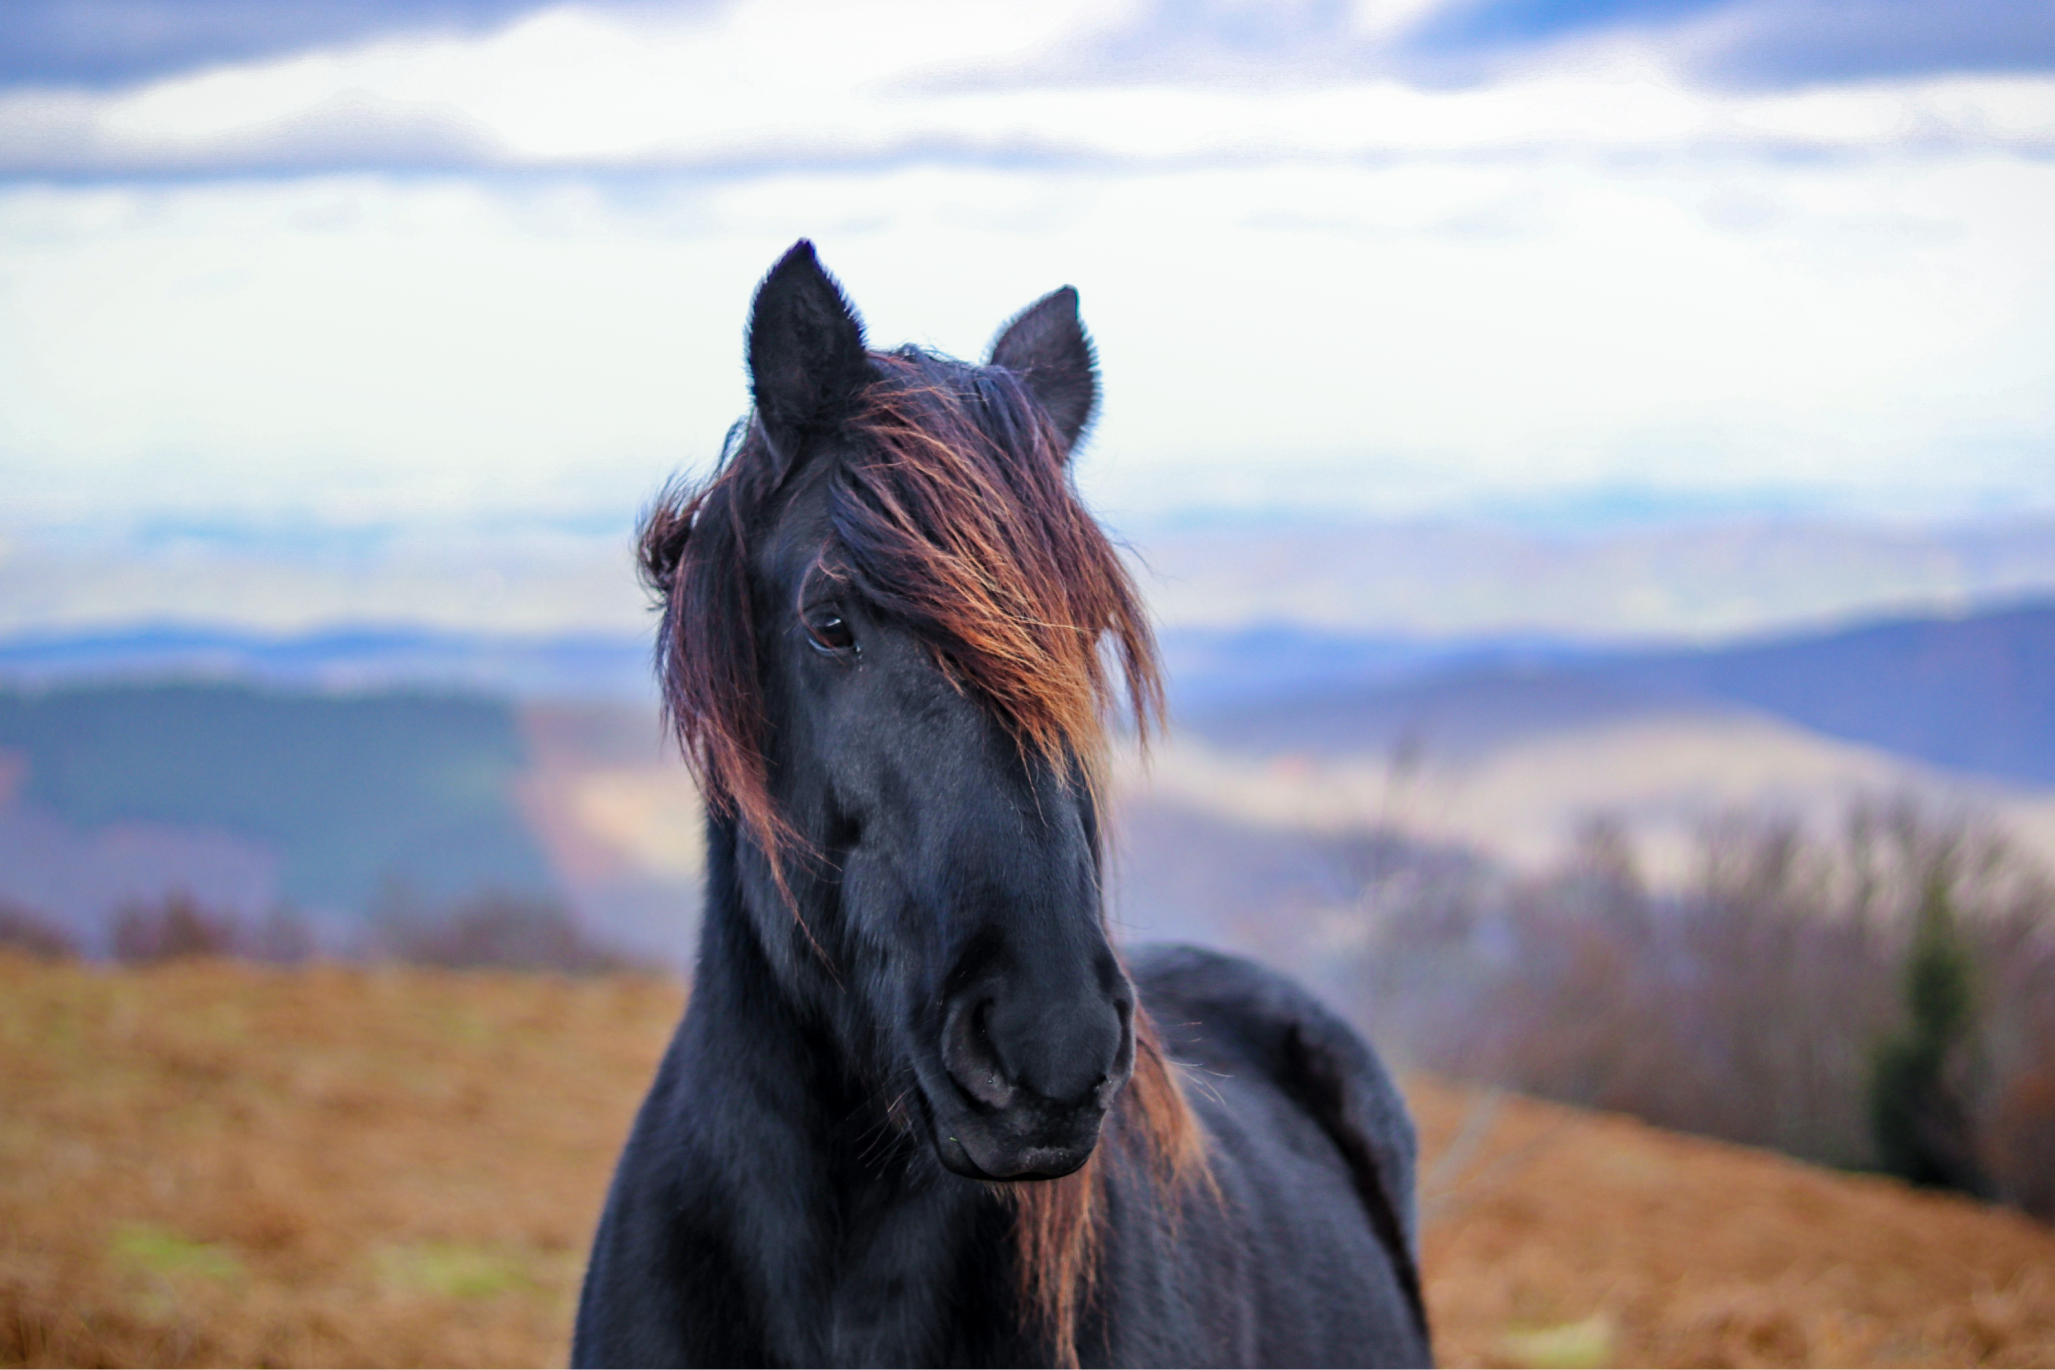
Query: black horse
574 241 1431 1369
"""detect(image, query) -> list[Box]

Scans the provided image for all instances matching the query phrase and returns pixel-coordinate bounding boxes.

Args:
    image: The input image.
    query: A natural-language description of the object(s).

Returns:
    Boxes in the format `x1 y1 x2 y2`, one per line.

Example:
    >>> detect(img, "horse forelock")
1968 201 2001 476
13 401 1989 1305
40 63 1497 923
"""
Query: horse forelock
640 346 1163 864
838 350 1161 774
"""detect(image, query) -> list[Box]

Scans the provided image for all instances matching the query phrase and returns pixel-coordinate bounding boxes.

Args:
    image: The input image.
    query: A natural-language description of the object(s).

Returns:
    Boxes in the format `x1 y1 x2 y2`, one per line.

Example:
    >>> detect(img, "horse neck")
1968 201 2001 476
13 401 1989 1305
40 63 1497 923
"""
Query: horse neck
687 814 928 1177
685 816 1013 1363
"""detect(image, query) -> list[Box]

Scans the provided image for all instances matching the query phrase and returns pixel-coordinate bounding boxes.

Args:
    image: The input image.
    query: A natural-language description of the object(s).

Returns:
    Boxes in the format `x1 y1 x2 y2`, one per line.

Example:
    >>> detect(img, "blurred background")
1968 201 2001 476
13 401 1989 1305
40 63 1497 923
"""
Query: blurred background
4 1 2055 1364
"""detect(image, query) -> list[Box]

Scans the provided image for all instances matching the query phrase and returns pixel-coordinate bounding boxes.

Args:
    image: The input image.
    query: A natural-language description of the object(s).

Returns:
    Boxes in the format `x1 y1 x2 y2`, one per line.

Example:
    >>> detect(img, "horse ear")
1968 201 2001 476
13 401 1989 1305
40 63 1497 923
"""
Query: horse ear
988 286 1098 456
747 240 872 476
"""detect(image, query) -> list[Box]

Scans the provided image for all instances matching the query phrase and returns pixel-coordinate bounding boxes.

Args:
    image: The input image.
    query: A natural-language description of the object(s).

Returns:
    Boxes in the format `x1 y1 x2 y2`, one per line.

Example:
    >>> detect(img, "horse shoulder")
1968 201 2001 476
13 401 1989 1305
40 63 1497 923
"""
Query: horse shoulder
572 1028 768 1368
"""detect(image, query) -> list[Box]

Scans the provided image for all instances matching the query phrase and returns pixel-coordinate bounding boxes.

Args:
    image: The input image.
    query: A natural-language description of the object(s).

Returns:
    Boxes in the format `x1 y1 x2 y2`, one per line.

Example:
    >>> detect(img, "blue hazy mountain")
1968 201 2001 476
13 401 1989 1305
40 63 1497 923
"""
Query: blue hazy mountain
0 620 1584 716
4 599 2052 949
1191 601 2055 788
0 682 554 915
0 624 654 700
1156 624 1597 715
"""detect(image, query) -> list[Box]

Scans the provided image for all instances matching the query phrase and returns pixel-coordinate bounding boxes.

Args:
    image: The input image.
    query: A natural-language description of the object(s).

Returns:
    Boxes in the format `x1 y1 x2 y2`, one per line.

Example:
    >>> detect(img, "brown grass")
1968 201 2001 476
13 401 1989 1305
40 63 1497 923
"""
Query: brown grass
3 954 2051 1368
0 955 676 1368
1412 1088 2055 1367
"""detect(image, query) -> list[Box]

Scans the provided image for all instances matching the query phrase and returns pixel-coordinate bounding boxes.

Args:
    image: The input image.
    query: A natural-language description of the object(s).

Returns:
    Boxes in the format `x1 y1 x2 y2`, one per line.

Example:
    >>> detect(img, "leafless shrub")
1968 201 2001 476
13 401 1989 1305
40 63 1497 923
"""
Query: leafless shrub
1332 827 1502 1056
111 893 243 963
374 890 633 975
1988 1056 2055 1221
95 887 631 975
0 903 76 960
241 908 320 964
1341 796 2055 1218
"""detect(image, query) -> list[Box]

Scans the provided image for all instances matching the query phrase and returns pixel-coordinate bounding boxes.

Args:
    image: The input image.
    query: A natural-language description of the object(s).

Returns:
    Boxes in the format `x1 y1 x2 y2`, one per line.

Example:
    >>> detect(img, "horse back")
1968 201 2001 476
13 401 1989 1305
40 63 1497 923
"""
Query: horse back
1117 943 1432 1367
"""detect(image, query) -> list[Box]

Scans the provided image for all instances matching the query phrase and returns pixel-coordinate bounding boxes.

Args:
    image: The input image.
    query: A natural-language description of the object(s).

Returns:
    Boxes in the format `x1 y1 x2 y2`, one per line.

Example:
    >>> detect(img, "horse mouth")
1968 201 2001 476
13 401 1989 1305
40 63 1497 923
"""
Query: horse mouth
918 1083 1107 1182
936 1127 1096 1182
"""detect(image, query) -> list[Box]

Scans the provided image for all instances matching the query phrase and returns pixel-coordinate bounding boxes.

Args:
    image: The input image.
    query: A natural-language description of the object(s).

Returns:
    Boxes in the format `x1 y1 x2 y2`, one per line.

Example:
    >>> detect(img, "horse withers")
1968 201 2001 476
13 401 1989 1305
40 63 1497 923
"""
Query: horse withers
573 240 1431 1368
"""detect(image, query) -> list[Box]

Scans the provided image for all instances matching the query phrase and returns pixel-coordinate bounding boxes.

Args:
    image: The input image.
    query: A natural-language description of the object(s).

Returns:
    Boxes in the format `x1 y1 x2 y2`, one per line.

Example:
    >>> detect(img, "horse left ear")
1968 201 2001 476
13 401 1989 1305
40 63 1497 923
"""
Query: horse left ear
748 239 873 478
989 286 1099 456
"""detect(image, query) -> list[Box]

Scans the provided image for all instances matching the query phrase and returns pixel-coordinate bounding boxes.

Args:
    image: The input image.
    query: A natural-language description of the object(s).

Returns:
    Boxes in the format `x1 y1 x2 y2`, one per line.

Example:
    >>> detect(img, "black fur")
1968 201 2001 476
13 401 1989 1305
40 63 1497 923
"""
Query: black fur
749 239 876 478
575 243 1431 1368
1130 944 1430 1352
988 286 1098 453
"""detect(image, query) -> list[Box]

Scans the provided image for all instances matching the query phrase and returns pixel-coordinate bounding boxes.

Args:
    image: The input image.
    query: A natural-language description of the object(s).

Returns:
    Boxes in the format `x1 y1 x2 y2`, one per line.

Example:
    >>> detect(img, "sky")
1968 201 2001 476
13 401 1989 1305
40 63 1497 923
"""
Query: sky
1 0 2053 550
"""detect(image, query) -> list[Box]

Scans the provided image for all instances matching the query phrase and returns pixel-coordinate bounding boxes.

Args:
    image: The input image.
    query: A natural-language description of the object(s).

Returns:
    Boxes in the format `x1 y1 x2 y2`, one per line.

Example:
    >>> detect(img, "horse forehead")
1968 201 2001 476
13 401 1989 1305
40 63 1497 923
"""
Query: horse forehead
757 462 841 585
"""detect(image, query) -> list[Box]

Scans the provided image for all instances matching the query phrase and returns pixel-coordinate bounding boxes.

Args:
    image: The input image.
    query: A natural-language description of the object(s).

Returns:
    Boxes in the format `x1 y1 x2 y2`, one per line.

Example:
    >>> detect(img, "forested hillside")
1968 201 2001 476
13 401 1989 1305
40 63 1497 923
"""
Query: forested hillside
0 684 553 917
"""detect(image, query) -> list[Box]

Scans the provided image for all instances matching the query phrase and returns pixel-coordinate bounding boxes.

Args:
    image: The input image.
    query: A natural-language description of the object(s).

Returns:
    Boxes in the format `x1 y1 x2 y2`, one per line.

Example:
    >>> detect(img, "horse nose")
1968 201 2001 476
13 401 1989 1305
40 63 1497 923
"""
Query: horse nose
944 983 1133 1114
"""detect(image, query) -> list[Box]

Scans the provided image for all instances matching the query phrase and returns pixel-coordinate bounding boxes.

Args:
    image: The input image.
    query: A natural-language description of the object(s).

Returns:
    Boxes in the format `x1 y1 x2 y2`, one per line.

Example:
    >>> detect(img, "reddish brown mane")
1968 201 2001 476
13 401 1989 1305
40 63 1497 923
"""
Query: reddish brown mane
640 347 1162 860
638 344 1205 1364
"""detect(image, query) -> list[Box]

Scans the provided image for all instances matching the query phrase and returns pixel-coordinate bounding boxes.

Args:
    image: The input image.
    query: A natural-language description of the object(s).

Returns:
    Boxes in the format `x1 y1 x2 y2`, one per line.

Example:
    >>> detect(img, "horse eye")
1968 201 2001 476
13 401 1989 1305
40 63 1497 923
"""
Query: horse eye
805 607 856 655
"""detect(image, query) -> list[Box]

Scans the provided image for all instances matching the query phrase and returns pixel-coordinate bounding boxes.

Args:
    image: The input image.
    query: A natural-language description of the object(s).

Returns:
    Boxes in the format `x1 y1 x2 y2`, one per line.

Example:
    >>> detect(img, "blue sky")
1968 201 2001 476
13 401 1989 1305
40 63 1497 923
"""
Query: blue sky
1 0 2052 543
6 1 2053 93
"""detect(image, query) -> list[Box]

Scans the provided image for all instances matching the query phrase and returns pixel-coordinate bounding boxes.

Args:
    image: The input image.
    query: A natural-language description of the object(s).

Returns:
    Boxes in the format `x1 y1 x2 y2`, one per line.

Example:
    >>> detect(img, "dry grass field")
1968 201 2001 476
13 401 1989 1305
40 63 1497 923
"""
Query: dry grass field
2 953 2051 1368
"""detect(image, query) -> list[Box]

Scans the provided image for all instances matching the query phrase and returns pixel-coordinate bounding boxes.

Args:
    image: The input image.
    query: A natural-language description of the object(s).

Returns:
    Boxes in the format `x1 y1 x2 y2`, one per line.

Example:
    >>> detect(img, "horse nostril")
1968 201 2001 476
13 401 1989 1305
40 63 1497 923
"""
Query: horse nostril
943 997 1017 1111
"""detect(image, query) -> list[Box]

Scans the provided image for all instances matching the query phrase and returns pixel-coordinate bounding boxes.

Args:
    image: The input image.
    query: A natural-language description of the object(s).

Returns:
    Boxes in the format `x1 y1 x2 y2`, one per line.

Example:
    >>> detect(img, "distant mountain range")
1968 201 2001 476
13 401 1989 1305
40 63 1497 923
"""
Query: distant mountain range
1118 600 2055 956
1129 515 2055 639
4 599 2053 959
10 513 2055 644
0 624 657 700
0 619 1579 711
1157 624 1597 714
1191 599 2055 787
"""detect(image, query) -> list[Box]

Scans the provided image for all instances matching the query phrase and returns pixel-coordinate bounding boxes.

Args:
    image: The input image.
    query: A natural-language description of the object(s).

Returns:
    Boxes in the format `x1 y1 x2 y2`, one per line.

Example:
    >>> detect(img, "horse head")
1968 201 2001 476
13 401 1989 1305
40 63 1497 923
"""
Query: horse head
641 240 1166 1183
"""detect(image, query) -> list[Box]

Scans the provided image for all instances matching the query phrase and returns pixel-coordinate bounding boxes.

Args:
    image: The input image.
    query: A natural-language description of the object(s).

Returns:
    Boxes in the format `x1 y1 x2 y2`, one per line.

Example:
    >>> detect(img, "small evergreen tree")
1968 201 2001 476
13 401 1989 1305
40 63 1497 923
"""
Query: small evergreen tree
1868 868 1986 1192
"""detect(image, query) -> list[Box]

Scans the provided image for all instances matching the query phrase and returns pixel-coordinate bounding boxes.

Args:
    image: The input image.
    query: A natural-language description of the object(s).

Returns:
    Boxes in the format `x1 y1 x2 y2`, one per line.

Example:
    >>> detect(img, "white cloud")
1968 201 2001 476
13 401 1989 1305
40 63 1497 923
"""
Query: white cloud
0 0 2052 531
0 4 2050 174
6 147 2052 527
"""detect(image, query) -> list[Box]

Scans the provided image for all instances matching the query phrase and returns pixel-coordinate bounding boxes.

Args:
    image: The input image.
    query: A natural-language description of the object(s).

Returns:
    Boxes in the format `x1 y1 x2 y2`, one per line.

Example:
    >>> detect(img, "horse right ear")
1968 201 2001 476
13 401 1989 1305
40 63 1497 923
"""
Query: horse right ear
747 240 872 478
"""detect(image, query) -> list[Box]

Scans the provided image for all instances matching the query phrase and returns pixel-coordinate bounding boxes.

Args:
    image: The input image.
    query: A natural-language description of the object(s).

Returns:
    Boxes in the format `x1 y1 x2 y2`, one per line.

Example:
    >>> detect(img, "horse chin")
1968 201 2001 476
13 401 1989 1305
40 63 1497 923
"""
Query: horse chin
927 1105 1105 1182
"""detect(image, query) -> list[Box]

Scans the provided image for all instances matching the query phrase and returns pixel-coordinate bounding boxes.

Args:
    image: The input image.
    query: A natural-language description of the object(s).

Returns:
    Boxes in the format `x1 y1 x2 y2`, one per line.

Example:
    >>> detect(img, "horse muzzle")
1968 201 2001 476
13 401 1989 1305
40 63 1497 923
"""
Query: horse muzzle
930 1095 1111 1180
926 985 1134 1180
